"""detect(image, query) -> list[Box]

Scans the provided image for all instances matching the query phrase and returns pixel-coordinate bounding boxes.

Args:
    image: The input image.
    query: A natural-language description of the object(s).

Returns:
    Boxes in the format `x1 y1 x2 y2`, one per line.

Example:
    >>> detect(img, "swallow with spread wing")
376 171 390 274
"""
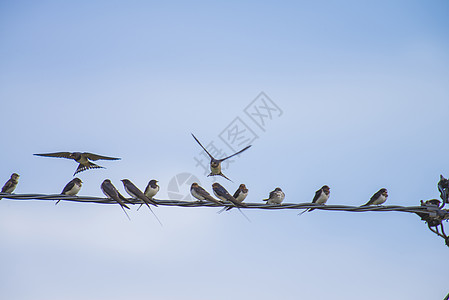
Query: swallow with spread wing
34 152 120 175
191 133 251 181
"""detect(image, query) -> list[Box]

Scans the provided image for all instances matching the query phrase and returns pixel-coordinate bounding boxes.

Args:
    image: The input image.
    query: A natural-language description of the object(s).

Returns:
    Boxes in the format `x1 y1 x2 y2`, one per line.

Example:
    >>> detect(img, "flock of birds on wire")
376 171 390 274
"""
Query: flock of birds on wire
0 133 389 223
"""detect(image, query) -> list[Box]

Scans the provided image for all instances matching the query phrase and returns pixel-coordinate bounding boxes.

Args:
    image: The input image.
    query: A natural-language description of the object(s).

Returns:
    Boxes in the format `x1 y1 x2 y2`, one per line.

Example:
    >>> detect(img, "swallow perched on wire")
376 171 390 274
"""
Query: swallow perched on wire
34 152 121 175
144 180 160 199
212 182 249 221
212 183 247 207
219 183 249 213
191 133 251 181
121 179 162 226
263 187 285 205
362 188 388 206
101 179 130 220
299 185 330 215
233 184 249 203
0 173 20 200
190 182 222 205
56 177 82 205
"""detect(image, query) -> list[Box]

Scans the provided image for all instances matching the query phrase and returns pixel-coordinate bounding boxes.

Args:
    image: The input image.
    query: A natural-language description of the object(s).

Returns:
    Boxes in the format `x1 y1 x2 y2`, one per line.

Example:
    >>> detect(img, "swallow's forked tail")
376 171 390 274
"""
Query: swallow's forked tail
74 162 105 175
207 172 233 182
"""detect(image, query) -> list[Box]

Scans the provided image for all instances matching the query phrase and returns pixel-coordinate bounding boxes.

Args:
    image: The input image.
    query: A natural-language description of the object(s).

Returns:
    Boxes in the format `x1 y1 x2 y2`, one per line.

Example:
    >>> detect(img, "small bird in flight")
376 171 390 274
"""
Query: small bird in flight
56 177 83 205
191 133 251 181
299 185 330 215
101 179 131 220
190 182 222 205
0 173 20 200
263 187 285 205
362 188 388 206
34 152 121 175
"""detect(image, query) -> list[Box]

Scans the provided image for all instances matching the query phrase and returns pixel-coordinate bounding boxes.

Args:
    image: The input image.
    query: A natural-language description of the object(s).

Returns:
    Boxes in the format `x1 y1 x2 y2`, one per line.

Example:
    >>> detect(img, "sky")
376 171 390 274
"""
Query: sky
1 0 449 299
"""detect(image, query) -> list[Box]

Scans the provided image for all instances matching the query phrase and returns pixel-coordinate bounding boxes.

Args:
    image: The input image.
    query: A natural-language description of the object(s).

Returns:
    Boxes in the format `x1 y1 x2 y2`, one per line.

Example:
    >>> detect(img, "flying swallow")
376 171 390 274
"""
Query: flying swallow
212 182 249 221
263 187 285 205
299 185 330 214
34 152 120 175
190 182 222 205
191 133 251 181
144 179 160 199
0 173 20 200
56 177 82 205
121 179 162 225
101 179 130 220
362 188 388 206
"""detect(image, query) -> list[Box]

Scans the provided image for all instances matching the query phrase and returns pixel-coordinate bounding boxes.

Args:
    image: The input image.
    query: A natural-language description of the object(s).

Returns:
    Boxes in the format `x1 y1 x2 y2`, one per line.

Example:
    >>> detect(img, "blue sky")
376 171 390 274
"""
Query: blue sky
1 1 449 299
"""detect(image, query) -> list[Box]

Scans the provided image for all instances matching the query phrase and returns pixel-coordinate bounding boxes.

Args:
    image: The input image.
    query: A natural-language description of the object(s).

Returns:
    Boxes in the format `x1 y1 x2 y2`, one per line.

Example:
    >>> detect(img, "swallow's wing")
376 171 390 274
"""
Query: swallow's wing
362 191 380 206
218 145 251 162
125 181 158 206
197 187 222 205
312 189 322 203
34 152 72 159
61 180 75 194
83 153 121 161
1 180 13 193
74 162 104 175
233 188 240 199
191 134 214 160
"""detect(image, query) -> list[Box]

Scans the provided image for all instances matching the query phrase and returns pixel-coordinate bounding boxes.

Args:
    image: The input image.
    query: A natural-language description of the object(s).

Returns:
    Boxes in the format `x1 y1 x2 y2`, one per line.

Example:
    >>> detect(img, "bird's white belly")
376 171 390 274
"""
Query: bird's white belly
145 187 159 198
235 192 248 202
66 184 81 196
191 188 204 200
316 193 329 205
268 192 284 204
373 195 387 205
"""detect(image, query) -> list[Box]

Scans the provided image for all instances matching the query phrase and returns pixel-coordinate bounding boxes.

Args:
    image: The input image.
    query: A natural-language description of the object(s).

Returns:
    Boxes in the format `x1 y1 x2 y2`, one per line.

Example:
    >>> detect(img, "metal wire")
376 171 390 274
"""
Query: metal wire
1 192 448 247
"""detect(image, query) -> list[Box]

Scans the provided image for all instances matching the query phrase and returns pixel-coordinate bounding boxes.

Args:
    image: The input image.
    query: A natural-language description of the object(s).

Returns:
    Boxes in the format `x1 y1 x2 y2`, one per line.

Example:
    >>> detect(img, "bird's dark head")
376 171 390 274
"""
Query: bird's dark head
103 179 111 183
70 152 82 160
274 187 282 192
121 179 129 184
191 182 199 188
322 185 330 195
212 183 220 189
380 188 388 197
239 184 247 189
149 179 158 185
74 178 82 184
211 161 220 168
11 173 20 180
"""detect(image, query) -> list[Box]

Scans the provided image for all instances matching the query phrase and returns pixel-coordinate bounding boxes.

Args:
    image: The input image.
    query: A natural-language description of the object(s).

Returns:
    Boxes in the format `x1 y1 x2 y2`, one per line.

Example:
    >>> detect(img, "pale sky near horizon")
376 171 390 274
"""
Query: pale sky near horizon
1 1 449 299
